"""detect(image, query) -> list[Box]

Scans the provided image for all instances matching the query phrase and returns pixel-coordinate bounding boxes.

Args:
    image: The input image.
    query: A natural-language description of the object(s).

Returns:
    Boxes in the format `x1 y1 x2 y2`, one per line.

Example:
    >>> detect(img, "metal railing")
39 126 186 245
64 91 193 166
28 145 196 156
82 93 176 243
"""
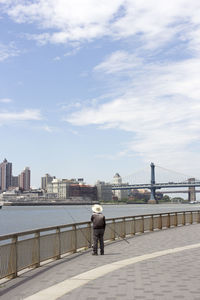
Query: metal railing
0 210 200 280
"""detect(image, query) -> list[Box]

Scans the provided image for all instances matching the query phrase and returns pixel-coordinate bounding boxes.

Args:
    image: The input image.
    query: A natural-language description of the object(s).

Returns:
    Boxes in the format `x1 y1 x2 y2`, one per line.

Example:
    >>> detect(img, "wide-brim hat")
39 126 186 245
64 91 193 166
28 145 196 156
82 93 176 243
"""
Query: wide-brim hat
92 204 103 213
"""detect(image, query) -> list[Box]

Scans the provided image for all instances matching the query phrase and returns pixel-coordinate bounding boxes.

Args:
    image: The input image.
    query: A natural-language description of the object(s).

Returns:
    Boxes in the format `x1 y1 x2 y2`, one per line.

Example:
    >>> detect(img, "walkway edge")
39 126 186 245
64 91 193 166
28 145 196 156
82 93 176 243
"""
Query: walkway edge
24 242 200 300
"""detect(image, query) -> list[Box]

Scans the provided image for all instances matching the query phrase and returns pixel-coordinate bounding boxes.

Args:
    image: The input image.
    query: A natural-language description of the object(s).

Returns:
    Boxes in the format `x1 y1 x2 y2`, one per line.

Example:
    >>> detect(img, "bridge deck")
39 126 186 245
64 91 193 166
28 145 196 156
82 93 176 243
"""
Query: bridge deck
1 224 200 300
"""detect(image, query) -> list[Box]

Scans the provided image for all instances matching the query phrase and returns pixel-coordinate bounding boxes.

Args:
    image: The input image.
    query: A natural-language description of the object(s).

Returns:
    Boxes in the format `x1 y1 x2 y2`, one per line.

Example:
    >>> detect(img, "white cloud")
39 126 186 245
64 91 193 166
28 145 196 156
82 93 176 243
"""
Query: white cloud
0 109 42 122
41 125 55 132
0 42 20 61
94 51 142 74
60 102 82 111
53 56 61 61
1 0 123 44
1 0 200 51
0 98 12 103
66 51 200 174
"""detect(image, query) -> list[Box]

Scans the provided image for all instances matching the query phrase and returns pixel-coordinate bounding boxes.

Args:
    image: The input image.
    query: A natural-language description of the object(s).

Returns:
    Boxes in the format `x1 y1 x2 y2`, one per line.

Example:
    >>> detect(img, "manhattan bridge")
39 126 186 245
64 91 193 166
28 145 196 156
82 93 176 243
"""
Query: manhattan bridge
111 163 200 203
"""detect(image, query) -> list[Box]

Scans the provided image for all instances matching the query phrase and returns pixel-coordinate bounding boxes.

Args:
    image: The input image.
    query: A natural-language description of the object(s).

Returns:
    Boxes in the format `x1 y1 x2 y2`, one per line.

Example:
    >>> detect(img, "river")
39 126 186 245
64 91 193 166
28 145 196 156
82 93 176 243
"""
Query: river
0 203 200 236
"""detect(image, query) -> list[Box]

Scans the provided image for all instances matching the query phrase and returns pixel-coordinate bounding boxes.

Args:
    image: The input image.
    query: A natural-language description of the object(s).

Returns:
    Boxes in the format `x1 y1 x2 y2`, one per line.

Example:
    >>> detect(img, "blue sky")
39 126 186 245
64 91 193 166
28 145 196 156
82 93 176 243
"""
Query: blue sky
1 0 200 188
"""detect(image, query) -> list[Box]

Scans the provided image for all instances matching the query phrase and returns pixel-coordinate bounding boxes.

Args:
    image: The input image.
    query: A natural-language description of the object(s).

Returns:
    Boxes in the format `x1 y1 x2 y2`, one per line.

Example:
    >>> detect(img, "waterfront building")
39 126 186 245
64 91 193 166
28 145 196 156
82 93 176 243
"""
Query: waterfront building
113 173 129 201
0 188 20 201
46 178 97 201
69 184 97 201
96 181 112 202
0 158 12 191
19 167 31 191
41 173 55 190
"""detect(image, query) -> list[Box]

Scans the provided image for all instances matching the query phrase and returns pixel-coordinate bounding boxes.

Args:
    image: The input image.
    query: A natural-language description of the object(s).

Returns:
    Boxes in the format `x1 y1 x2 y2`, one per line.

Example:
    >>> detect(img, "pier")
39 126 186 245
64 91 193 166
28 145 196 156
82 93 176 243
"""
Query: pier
1 210 200 299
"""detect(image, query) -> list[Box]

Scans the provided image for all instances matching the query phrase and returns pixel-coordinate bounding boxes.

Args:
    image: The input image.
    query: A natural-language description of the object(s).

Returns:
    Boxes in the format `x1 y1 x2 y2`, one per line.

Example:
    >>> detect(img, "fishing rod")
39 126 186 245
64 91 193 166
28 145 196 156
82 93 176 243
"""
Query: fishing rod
106 222 130 244
84 203 130 245
62 206 92 246
61 203 130 245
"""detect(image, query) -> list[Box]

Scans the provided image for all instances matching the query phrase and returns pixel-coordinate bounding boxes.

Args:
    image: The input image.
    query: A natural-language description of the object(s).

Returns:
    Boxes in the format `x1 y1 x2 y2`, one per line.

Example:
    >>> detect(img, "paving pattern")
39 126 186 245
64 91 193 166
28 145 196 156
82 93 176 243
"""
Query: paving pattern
1 224 200 299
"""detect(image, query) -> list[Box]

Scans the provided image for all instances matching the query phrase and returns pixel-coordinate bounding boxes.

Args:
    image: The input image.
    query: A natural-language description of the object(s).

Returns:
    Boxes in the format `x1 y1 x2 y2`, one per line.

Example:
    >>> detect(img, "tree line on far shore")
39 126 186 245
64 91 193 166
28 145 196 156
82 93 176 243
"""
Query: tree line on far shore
110 191 187 204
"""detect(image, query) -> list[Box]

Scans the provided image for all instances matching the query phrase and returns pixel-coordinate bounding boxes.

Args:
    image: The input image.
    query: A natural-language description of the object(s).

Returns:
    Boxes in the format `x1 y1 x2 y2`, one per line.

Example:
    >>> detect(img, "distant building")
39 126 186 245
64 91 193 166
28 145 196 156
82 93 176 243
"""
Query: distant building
96 181 112 202
41 173 55 190
113 173 122 185
69 184 97 201
0 158 12 191
12 175 19 187
47 178 97 201
19 167 31 191
113 173 129 201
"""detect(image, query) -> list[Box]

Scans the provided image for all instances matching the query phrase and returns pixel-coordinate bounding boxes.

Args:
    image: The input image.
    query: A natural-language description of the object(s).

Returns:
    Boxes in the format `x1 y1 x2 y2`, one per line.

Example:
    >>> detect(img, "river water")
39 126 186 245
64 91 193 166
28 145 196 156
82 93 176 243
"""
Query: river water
1 203 200 236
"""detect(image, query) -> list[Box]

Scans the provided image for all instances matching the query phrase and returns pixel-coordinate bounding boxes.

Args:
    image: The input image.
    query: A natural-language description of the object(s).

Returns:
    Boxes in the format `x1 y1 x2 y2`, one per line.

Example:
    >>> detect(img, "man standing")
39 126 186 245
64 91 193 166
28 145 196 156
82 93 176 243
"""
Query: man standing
91 204 106 255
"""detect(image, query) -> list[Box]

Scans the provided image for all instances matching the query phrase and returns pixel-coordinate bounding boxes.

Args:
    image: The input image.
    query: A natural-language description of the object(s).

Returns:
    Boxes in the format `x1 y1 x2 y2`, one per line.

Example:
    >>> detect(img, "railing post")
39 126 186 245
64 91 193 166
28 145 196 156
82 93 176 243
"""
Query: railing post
72 225 77 253
112 219 116 240
132 217 135 235
190 212 193 224
56 227 61 259
182 212 186 226
8 235 18 279
34 231 40 268
12 235 18 278
141 216 144 233
198 211 200 223
150 215 154 231
122 217 126 237
175 213 178 227
159 214 162 230
87 222 92 248
167 213 170 228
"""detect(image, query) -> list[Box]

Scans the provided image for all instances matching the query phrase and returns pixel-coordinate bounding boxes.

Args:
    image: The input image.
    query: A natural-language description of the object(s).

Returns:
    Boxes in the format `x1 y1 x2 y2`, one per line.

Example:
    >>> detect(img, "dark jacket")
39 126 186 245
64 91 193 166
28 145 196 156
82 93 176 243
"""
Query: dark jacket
91 213 106 229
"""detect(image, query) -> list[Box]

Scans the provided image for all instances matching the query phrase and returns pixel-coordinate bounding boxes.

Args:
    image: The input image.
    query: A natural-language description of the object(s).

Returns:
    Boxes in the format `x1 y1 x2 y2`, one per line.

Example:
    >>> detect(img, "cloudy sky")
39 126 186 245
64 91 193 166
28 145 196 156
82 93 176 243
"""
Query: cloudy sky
1 0 200 187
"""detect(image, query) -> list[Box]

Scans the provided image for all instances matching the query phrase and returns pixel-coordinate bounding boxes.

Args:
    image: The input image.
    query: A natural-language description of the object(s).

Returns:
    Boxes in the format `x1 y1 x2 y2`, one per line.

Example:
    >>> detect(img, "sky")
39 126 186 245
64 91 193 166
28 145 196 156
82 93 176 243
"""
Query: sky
1 0 200 188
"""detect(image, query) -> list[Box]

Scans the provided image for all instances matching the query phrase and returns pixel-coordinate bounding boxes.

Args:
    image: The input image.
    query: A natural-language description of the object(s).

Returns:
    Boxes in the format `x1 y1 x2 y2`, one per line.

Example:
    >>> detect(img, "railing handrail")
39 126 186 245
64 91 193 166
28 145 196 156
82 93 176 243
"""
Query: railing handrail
0 210 199 241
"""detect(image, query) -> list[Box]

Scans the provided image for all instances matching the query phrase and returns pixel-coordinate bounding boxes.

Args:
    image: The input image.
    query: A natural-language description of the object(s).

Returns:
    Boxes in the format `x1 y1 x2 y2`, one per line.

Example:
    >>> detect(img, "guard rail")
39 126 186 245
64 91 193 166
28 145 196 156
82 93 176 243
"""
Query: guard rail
0 210 199 280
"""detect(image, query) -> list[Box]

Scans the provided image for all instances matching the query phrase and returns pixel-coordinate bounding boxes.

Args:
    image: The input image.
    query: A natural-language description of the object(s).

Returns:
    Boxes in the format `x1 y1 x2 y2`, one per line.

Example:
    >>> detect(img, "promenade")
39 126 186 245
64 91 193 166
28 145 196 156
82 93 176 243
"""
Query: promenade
1 224 200 300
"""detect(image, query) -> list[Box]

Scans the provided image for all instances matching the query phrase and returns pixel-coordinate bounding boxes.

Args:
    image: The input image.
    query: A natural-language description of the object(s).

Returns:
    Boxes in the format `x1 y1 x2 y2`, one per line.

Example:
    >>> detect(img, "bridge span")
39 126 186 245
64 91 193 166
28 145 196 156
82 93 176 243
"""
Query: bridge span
112 163 199 203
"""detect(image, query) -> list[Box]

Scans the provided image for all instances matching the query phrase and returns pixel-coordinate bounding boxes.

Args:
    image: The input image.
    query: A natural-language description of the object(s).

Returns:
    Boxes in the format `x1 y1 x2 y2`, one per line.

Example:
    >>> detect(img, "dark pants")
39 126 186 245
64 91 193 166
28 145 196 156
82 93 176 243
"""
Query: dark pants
93 228 105 254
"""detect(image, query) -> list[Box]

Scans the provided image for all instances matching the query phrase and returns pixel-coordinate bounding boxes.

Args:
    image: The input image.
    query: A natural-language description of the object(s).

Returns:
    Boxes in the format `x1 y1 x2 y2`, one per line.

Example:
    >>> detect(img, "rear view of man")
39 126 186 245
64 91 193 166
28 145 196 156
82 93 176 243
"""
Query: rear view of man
91 204 106 255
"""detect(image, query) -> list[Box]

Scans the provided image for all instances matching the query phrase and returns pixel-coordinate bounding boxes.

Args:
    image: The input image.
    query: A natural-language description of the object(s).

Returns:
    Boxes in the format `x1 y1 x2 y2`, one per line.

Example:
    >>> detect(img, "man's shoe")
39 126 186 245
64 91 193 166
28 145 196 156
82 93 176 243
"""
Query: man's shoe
100 252 104 255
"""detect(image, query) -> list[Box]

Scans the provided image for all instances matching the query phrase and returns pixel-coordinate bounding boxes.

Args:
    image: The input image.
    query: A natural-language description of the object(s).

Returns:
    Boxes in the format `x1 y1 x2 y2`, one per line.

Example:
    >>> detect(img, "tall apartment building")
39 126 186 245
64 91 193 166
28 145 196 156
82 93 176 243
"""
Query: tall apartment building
19 167 31 191
41 173 55 190
0 158 12 191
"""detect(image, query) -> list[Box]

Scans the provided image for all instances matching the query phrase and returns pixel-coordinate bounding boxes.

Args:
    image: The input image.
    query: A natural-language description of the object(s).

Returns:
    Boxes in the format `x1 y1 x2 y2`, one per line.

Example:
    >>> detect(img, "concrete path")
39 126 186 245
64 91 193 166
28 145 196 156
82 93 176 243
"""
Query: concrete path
1 224 200 300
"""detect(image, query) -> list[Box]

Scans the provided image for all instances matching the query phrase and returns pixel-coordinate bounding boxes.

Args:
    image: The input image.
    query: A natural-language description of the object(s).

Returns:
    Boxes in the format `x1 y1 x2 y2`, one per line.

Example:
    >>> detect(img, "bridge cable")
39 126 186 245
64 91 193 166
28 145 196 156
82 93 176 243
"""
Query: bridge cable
155 165 200 181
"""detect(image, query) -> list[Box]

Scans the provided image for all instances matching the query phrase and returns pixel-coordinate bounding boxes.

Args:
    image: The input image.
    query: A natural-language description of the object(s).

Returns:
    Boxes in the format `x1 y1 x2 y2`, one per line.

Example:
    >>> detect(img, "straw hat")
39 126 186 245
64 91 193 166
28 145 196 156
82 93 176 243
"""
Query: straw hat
92 204 103 213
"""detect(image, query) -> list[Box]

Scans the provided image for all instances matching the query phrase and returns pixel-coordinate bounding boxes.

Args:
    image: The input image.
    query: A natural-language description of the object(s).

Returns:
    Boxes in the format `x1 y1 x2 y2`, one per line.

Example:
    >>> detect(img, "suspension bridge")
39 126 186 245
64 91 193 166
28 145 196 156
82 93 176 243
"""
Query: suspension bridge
112 163 200 203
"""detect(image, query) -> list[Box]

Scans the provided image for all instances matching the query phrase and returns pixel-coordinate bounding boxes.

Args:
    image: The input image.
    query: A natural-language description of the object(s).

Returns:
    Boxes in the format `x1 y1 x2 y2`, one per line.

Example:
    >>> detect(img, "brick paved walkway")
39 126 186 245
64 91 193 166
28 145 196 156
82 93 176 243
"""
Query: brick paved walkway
1 224 200 300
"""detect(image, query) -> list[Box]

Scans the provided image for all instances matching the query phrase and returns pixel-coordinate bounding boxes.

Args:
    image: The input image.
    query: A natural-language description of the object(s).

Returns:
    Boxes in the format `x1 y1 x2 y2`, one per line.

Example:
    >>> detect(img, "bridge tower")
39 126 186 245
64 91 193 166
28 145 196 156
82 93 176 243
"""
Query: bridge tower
188 178 196 203
148 162 157 204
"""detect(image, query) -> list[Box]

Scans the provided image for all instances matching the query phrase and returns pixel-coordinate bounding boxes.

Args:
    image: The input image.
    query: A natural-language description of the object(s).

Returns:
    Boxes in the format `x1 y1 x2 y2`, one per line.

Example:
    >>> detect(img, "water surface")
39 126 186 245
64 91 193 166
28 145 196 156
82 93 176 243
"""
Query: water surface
0 203 199 235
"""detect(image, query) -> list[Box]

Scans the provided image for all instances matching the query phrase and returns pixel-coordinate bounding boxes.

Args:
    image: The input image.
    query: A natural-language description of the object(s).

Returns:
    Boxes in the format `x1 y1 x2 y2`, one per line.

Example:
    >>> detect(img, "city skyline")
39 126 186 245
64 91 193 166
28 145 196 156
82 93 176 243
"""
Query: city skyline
1 1 200 188
0 158 30 191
